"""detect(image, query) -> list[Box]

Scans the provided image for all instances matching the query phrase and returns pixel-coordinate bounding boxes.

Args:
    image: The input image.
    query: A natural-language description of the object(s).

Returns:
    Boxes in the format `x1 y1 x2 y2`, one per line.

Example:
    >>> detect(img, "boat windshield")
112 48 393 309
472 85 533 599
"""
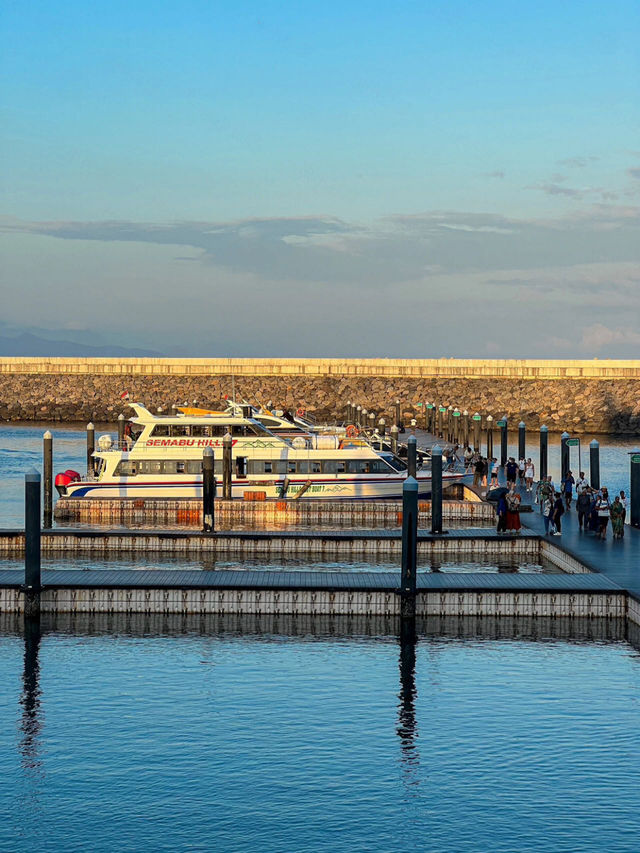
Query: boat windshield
380 452 407 472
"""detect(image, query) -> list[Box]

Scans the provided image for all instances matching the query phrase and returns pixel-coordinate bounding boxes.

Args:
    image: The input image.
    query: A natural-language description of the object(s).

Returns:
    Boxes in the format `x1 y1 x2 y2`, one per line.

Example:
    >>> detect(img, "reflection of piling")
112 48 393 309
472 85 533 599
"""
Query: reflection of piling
397 613 418 771
86 422 95 477
630 451 640 527
24 469 41 616
518 421 526 461
390 425 399 454
590 440 600 490
486 415 494 459
407 435 417 478
431 444 443 534
202 447 215 532
400 476 418 618
20 609 42 770
223 432 232 500
540 425 548 479
43 431 53 528
561 432 570 480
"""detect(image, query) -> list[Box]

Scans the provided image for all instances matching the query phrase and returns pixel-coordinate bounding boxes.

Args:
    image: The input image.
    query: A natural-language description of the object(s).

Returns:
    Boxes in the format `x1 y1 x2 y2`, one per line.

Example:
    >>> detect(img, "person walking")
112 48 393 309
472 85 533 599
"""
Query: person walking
562 470 575 510
610 495 625 539
490 457 500 487
542 493 554 535
473 455 484 486
576 472 588 495
505 457 518 487
518 458 526 485
595 488 611 540
576 487 591 531
551 492 564 535
496 492 508 534
524 458 535 492
620 490 628 527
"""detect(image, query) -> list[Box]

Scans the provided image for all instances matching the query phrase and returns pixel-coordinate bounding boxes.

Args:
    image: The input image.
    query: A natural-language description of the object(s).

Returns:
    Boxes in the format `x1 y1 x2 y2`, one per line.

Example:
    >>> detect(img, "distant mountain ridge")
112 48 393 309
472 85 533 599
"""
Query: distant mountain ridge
0 332 161 358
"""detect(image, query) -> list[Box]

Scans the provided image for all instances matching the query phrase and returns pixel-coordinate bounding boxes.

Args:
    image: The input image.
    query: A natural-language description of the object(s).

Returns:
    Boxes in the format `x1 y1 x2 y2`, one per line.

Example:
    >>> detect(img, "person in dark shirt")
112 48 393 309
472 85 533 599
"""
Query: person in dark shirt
496 494 508 534
576 488 591 530
551 494 565 535
505 457 518 486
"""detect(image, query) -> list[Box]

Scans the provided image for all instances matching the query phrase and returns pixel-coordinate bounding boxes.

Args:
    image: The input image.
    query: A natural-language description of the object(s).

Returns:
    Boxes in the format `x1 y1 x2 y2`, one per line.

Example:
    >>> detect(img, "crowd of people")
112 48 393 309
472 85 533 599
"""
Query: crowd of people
448 444 629 541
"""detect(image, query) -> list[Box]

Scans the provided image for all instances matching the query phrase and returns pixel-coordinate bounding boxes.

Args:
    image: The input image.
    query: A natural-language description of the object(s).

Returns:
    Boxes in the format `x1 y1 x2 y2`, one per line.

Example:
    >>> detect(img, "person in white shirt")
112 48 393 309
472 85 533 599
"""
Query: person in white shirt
576 472 588 495
620 490 628 525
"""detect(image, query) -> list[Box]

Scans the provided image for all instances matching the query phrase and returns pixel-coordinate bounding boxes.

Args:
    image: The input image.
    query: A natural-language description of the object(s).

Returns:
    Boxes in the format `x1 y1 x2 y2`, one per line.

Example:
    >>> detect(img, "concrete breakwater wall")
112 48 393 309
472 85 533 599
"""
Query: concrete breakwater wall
2 357 640 433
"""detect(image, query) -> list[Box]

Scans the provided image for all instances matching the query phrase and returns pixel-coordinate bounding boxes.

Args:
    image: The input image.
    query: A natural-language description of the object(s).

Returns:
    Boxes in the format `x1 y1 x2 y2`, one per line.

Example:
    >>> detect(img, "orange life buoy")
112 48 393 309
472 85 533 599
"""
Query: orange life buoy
296 407 306 418
346 424 359 438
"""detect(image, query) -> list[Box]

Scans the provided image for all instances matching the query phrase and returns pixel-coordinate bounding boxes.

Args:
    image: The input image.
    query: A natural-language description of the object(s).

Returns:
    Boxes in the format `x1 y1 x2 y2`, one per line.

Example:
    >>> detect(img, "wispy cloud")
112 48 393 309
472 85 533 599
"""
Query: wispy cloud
558 156 599 168
529 183 584 199
484 170 505 179
627 167 640 180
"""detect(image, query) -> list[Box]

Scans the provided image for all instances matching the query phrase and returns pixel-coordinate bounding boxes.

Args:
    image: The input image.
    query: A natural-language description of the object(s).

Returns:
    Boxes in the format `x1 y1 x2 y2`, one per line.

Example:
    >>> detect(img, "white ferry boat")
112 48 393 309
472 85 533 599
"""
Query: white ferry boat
55 404 465 501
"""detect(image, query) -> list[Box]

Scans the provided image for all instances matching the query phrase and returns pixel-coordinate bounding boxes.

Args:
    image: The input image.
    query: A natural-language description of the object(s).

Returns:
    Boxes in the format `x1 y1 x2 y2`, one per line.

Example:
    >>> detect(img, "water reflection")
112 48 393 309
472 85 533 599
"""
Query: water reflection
19 614 43 773
397 617 420 782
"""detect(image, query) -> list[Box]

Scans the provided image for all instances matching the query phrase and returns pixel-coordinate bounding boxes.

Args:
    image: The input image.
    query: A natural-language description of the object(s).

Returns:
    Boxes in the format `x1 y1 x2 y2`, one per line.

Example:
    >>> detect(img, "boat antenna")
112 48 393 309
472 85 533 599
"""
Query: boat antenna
231 362 236 406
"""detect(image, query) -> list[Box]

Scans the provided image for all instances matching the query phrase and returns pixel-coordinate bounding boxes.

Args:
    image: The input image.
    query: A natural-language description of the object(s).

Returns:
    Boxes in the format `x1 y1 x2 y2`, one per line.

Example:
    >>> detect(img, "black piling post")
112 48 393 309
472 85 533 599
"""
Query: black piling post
539 425 548 479
590 439 600 491
453 408 460 444
427 402 434 433
561 432 570 481
400 476 419 618
395 399 401 430
473 413 481 451
346 400 351 424
499 416 508 466
407 435 417 478
630 450 640 528
86 422 95 477
379 418 386 439
369 411 376 432
518 421 526 461
423 401 429 431
118 413 125 446
438 406 446 438
43 431 53 528
24 469 41 615
223 431 232 500
486 416 494 459
462 410 469 447
356 405 362 427
390 424 399 454
446 406 452 442
202 447 215 532
431 444 443 534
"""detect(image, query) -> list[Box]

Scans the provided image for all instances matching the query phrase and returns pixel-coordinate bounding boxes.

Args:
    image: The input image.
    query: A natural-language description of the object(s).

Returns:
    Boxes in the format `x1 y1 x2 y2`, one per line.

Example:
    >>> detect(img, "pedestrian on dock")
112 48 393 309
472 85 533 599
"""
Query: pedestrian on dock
576 472 588 495
576 487 591 530
506 457 518 487
610 495 625 539
473 455 484 486
463 445 474 472
518 458 526 485
490 457 499 487
551 493 564 535
524 459 535 492
505 487 522 533
542 494 554 534
562 470 575 510
595 488 611 539
496 493 508 534
620 490 628 526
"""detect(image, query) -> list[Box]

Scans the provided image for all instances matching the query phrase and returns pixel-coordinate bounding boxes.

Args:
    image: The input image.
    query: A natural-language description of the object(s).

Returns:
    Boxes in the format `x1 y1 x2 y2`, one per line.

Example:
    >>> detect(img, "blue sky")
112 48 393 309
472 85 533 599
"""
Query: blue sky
1 1 639 356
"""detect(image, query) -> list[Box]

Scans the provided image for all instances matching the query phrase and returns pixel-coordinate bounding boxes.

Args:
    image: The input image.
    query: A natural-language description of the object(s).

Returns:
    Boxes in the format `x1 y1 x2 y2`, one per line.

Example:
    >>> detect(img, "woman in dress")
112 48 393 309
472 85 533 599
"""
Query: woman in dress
524 458 535 493
610 495 625 539
505 487 522 533
595 488 611 540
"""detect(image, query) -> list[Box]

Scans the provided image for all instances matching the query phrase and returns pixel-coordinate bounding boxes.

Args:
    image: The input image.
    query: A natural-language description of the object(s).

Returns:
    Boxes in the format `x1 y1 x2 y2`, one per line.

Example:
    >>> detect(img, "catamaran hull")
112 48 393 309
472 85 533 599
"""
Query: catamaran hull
62 474 468 501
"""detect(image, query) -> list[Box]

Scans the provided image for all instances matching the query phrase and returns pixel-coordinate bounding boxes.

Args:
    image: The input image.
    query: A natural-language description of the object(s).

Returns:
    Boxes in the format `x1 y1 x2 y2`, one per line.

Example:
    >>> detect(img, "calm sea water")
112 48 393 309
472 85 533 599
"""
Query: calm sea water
1 620 639 853
0 423 638 528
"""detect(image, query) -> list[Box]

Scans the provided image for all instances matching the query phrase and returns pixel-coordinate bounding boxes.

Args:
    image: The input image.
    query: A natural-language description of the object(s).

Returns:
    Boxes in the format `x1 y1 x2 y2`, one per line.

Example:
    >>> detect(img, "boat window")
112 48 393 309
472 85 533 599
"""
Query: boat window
116 461 138 476
287 461 296 474
382 455 407 472
152 425 170 437
263 461 273 474
138 460 164 474
170 425 191 437
191 426 211 437
186 460 202 474
296 461 310 474
311 461 322 474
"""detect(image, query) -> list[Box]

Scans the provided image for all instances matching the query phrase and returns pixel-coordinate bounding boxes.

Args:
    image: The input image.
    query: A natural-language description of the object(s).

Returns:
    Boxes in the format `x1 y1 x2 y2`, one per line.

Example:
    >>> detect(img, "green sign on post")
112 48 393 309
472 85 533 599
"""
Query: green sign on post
453 411 461 417
472 414 482 421
497 419 507 427
631 454 640 463
566 438 580 447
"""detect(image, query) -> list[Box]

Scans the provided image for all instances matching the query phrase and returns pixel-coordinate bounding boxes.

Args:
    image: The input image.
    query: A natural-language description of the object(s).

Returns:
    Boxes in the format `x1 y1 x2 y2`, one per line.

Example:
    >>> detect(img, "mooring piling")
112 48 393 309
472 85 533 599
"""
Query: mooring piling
223 432 232 500
518 421 526 461
486 415 494 459
86 422 95 477
390 424 399 454
561 432 570 480
499 415 508 466
590 440 600 490
539 425 548 479
400 476 418 617
43 431 53 528
378 417 386 439
473 413 481 451
431 443 443 534
24 469 41 614
407 435 417 478
202 447 215 532
118 413 125 446
630 450 640 527
395 399 401 429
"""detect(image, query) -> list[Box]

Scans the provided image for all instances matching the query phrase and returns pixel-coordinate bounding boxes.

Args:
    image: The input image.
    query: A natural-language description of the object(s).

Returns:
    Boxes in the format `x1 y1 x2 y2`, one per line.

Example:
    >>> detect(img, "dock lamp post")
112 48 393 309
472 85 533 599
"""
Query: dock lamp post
630 451 640 528
486 416 494 459
472 413 482 451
